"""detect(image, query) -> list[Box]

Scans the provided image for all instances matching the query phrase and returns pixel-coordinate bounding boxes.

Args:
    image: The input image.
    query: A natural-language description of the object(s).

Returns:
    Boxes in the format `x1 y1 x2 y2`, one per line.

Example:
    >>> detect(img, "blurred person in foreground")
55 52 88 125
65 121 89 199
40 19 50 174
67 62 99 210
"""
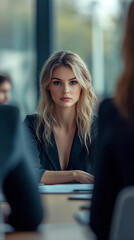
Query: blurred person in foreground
90 1 134 239
0 75 12 104
0 105 43 231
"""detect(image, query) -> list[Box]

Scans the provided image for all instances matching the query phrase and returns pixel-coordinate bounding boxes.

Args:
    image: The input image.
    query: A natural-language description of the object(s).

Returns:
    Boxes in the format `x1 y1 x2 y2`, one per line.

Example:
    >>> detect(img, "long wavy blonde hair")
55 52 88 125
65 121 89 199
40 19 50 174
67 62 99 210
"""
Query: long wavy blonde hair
36 51 97 151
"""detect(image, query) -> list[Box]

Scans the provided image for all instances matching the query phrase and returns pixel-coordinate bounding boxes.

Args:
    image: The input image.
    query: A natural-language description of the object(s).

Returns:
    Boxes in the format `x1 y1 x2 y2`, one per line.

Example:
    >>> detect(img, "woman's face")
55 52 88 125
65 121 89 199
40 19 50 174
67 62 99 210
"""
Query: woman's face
47 66 82 109
0 81 11 104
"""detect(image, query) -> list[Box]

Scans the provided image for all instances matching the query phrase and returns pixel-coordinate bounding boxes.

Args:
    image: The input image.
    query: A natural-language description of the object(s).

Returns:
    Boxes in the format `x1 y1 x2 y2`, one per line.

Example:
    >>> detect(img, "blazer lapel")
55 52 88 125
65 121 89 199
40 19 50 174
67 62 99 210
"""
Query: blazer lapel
67 128 86 170
41 126 89 171
42 132 61 171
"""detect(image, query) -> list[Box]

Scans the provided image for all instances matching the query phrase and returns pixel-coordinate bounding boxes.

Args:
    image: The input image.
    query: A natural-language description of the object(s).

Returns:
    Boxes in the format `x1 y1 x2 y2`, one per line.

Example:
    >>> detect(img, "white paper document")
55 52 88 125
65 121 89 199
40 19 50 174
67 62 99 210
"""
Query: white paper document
38 184 94 194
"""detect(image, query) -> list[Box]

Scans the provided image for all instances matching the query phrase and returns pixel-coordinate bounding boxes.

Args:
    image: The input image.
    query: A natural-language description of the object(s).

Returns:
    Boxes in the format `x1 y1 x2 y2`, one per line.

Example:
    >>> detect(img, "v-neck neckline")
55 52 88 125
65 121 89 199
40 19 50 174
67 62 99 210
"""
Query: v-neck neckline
42 126 85 171
52 127 77 170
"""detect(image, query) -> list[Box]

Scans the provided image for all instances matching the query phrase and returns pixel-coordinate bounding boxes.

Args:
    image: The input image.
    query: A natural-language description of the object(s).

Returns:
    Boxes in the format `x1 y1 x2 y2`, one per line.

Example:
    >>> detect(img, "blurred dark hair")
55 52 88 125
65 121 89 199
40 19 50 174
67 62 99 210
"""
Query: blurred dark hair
115 0 134 120
0 75 12 85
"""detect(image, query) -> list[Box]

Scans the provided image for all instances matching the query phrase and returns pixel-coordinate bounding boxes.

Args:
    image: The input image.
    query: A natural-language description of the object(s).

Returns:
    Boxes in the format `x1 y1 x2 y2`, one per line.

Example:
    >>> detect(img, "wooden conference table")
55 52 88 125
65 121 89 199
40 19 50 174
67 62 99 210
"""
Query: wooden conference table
3 191 96 240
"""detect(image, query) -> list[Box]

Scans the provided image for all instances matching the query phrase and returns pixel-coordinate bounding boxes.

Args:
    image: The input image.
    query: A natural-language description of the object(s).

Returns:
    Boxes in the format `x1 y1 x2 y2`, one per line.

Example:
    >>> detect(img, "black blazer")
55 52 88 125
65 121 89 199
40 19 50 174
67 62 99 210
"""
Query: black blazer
90 99 134 240
24 114 98 182
0 105 43 231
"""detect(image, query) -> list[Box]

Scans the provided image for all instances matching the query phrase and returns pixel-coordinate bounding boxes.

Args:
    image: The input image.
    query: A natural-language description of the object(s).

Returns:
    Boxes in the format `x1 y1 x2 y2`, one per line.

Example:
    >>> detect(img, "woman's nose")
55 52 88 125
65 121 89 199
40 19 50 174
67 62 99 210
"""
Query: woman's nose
63 84 69 93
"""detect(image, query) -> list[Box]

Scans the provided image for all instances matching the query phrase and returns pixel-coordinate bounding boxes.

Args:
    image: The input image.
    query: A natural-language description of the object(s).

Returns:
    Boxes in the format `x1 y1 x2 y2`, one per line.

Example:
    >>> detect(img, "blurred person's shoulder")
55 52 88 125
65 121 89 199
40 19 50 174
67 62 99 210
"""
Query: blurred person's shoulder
99 98 118 118
98 98 119 130
0 105 20 119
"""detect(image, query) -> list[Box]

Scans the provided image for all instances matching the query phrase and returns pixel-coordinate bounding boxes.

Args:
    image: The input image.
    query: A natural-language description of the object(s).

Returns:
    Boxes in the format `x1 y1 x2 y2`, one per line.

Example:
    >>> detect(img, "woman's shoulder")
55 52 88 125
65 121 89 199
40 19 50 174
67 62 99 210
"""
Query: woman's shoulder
24 114 38 127
25 113 38 121
92 114 98 123
92 114 98 130
91 114 98 141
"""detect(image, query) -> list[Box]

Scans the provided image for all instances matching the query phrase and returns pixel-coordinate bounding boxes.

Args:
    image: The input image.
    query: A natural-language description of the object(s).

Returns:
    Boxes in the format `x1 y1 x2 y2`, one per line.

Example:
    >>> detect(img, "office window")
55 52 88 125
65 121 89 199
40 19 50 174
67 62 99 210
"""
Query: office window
54 0 131 97
0 0 36 118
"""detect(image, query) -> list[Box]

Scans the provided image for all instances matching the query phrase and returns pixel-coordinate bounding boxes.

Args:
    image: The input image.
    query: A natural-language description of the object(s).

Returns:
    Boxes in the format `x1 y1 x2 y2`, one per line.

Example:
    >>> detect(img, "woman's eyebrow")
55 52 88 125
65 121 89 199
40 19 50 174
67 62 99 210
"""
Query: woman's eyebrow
51 77 77 81
68 77 77 80
51 77 62 81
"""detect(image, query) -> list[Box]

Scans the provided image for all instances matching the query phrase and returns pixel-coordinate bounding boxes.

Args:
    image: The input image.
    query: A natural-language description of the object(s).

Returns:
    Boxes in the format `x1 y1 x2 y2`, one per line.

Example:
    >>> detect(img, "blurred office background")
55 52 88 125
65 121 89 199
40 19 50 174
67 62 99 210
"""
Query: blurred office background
0 0 131 118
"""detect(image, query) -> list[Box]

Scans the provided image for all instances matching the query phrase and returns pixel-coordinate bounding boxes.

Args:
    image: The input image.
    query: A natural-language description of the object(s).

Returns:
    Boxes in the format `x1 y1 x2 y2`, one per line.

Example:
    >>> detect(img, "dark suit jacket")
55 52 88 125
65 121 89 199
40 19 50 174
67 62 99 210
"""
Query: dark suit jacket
24 114 98 182
0 105 43 231
90 99 134 240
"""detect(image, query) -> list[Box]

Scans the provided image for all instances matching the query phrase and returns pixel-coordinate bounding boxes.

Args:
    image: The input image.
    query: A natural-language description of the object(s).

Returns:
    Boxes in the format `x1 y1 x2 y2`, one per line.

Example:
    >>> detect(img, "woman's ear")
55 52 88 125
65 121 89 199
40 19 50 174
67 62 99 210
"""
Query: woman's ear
47 85 50 90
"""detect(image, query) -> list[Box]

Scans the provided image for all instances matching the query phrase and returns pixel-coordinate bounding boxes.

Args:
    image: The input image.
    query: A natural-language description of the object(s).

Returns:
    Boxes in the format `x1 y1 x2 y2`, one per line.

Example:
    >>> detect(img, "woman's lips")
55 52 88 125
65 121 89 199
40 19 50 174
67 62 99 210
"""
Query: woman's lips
60 97 72 102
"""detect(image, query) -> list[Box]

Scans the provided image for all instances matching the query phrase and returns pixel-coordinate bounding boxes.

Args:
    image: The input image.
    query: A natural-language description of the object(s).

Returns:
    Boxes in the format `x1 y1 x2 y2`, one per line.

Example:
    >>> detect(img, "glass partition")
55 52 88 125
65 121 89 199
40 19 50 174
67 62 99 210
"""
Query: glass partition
0 0 36 118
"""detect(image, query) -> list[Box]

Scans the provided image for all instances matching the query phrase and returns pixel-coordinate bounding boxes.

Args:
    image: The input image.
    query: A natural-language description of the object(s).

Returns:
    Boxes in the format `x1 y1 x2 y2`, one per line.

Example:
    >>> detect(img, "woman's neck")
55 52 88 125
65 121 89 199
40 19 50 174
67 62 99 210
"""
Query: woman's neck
54 105 76 130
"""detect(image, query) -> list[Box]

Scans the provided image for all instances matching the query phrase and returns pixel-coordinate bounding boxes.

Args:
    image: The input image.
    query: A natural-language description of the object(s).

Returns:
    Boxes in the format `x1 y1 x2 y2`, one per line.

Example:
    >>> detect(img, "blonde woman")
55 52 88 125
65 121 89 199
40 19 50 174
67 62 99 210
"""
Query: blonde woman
24 51 98 184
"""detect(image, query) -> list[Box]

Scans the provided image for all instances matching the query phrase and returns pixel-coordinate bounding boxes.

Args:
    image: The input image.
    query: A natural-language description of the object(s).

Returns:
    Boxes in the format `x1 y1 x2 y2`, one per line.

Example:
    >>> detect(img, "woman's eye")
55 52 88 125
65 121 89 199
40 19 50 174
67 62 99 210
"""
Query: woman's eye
53 81 61 85
70 81 78 85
